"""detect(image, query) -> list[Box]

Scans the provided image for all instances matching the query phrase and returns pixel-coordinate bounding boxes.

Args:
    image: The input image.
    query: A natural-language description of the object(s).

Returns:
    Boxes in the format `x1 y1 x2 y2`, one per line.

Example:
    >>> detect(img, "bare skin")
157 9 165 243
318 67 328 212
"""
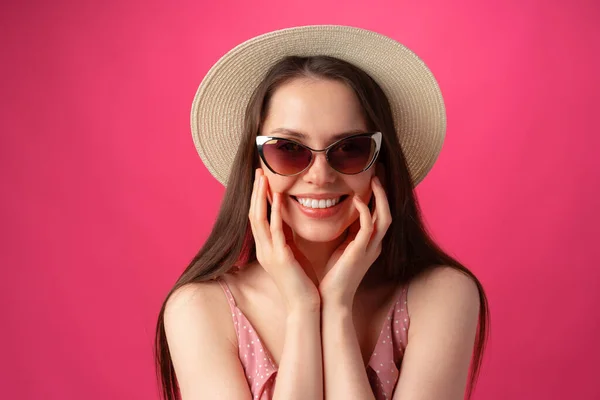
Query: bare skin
219 259 401 367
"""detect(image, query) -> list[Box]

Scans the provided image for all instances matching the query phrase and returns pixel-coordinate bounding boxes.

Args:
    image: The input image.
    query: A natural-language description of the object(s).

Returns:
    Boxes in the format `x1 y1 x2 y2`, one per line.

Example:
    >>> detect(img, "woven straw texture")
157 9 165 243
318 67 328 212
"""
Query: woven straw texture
191 25 446 187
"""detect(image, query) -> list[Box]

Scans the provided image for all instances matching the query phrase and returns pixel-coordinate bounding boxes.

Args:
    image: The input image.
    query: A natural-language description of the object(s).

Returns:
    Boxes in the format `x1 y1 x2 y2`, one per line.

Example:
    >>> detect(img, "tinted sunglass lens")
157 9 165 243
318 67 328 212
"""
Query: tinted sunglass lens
328 136 375 174
261 139 312 175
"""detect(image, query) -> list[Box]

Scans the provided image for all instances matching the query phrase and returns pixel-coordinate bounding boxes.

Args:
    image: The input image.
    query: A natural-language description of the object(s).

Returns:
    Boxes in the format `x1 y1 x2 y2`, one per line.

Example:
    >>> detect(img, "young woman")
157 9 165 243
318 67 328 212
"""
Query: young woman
155 25 489 400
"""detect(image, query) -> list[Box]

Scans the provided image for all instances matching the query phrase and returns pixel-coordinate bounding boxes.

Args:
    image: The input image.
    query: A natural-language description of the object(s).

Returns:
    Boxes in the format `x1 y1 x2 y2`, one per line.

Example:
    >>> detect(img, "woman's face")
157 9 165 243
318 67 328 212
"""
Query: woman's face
259 77 376 243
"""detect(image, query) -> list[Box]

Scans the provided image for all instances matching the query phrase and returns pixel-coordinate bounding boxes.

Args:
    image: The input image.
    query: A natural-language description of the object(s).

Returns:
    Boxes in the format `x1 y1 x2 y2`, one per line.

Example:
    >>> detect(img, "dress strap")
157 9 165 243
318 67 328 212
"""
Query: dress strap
216 276 238 313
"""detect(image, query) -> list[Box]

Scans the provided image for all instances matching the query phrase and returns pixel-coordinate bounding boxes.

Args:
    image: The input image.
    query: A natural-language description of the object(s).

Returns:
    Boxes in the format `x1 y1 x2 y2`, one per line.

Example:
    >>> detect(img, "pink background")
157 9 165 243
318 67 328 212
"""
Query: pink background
1 0 599 399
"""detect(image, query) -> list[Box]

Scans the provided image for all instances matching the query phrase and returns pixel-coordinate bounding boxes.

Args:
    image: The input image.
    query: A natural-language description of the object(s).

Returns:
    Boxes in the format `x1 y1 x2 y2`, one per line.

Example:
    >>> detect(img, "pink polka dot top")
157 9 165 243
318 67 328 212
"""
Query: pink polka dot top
216 277 410 400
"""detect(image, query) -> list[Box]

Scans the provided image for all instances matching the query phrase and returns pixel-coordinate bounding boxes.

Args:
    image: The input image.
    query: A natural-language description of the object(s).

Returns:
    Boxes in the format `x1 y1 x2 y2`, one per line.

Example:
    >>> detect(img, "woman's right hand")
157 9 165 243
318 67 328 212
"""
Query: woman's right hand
248 168 320 312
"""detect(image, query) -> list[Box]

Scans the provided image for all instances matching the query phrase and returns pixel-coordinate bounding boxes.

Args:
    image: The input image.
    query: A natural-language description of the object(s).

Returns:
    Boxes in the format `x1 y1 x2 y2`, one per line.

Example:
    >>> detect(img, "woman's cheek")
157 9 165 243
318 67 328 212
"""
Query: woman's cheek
357 182 373 202
266 181 294 206
264 175 282 204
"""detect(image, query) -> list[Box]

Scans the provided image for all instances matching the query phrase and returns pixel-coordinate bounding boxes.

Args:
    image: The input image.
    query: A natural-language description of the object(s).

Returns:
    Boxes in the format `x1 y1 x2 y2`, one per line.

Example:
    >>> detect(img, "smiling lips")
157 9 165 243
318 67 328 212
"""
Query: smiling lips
295 196 341 209
290 194 349 218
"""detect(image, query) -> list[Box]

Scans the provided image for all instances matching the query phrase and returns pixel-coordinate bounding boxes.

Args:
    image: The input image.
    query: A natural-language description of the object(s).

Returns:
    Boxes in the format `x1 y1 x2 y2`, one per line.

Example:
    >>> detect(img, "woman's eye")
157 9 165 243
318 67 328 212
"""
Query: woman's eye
277 142 302 152
334 143 356 152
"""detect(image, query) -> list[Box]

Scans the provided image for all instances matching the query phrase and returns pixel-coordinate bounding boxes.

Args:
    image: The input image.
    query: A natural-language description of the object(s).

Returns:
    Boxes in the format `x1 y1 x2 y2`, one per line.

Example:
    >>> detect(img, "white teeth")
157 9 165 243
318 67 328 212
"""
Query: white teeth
297 197 341 209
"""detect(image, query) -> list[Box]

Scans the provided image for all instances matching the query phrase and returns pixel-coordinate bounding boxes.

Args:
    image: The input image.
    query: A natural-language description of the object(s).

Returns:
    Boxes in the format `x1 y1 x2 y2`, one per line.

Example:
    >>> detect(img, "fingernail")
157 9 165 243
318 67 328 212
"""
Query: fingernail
259 176 264 187
374 176 381 185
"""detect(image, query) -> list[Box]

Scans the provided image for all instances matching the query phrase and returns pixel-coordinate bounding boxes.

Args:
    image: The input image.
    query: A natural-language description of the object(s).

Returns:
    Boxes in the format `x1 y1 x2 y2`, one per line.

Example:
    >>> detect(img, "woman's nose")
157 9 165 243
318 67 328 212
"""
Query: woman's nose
302 153 336 186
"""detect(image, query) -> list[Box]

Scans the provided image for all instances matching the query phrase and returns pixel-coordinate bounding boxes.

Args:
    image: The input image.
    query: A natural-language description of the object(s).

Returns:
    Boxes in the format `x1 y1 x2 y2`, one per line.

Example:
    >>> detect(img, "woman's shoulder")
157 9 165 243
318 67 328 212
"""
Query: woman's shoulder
407 265 479 301
405 265 480 332
166 278 227 308
391 266 480 397
164 279 238 346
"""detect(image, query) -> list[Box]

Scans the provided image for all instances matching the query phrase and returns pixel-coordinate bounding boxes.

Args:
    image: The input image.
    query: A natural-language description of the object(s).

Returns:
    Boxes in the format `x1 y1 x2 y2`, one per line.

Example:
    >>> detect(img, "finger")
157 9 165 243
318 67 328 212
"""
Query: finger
352 195 374 248
251 172 272 245
270 192 285 247
256 174 268 221
369 177 392 248
249 169 263 231
249 169 260 220
256 174 271 239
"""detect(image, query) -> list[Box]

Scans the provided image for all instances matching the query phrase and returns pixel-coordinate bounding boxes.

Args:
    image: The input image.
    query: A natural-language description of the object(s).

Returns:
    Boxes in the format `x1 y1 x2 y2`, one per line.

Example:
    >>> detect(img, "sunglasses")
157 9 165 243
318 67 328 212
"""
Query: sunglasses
256 131 382 176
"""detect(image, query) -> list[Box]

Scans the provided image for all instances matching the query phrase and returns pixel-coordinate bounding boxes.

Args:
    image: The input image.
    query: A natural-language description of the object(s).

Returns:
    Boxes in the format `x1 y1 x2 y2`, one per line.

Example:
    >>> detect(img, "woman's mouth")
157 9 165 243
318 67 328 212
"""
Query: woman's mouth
290 195 350 218
291 195 349 209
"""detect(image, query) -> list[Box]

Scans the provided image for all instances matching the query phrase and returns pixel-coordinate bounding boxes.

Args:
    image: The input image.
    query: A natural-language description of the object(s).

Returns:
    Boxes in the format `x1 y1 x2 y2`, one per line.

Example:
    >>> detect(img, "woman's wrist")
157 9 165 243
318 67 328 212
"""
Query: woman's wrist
286 301 322 318
320 291 355 311
284 307 321 341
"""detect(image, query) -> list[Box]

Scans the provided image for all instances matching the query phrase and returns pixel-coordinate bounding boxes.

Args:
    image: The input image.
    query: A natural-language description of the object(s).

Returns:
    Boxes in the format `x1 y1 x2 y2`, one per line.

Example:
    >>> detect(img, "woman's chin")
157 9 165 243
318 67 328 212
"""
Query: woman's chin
291 225 347 244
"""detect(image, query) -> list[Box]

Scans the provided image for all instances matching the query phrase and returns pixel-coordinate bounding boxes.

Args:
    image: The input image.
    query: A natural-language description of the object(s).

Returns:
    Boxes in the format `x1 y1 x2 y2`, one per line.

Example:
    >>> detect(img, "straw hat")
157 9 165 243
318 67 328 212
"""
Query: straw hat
191 25 446 187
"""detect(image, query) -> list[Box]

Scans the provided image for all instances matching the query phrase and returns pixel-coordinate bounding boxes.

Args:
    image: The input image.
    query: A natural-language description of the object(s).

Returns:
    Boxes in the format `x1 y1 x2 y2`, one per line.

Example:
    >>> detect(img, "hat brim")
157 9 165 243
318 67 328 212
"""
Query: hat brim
191 25 446 187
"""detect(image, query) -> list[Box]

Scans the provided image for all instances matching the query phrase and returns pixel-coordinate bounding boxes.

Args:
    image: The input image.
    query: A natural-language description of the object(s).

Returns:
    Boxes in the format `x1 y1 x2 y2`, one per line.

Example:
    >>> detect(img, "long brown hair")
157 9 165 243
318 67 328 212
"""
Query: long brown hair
155 55 490 400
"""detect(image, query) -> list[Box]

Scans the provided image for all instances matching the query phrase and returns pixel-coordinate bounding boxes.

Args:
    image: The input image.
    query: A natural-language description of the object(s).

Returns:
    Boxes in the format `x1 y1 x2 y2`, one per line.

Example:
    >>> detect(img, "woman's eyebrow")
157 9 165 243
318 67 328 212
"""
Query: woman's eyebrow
269 128 367 140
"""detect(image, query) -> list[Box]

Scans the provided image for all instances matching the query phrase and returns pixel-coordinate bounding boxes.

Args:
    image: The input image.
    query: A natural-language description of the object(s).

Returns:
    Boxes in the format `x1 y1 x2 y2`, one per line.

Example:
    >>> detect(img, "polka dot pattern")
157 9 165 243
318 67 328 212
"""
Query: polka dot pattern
217 278 277 399
217 278 410 399
366 287 410 399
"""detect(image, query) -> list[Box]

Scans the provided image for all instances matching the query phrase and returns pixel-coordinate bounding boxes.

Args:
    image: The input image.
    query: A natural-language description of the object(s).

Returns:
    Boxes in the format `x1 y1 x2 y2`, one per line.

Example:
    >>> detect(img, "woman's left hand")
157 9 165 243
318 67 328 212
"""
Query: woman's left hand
318 176 392 306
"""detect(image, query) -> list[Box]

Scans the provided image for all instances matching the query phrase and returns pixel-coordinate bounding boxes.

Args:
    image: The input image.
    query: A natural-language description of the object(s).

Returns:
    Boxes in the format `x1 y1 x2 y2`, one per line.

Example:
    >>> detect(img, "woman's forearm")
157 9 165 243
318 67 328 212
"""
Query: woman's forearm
272 307 323 400
321 302 376 400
